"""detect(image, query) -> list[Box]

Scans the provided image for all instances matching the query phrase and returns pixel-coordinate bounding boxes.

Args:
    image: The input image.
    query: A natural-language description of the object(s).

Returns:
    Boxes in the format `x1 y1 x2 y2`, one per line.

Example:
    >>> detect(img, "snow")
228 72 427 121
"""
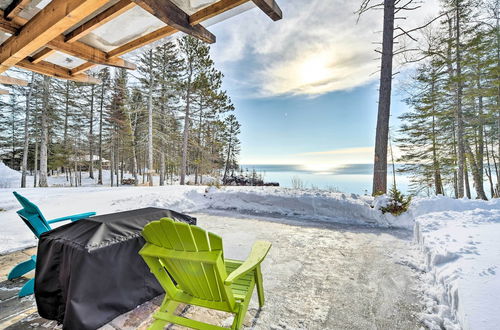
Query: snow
412 199 500 330
1 163 499 329
0 162 21 188
0 185 402 254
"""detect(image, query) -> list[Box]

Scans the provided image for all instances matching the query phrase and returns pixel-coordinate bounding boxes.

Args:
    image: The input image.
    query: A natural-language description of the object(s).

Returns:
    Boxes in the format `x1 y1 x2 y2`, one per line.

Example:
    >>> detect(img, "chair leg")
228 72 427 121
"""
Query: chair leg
8 255 36 280
148 298 179 330
18 278 35 297
255 265 265 308
231 297 252 330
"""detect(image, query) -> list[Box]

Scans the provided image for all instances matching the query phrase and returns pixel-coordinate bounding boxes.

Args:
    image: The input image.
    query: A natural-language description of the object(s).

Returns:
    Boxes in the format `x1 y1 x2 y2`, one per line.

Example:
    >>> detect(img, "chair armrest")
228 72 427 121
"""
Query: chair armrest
224 241 271 286
47 212 96 224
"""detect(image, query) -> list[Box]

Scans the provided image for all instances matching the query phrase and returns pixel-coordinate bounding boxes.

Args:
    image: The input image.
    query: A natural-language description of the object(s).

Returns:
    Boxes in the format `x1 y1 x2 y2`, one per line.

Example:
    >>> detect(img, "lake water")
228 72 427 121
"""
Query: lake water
239 164 410 195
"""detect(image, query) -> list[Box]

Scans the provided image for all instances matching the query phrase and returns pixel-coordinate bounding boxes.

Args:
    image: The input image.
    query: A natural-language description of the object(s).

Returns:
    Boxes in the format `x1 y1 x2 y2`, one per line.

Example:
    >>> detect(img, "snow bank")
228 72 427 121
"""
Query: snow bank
0 162 22 188
0 185 407 254
414 206 500 330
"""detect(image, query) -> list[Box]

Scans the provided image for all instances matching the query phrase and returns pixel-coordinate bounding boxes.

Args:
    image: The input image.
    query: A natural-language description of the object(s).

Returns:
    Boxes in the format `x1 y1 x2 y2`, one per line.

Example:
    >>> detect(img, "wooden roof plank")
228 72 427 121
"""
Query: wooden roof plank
0 75 28 86
65 0 136 43
251 0 282 21
0 88 9 94
4 0 31 20
0 0 109 74
31 48 57 64
132 0 216 44
16 59 101 84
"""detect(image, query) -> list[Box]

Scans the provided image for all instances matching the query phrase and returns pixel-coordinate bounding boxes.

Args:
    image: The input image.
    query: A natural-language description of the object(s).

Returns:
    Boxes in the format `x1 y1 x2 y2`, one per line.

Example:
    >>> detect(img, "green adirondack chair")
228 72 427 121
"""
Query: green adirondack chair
140 218 272 330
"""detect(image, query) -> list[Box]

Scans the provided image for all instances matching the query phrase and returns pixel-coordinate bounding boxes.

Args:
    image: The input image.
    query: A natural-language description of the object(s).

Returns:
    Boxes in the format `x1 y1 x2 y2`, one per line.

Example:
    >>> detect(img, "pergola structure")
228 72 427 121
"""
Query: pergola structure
0 0 282 93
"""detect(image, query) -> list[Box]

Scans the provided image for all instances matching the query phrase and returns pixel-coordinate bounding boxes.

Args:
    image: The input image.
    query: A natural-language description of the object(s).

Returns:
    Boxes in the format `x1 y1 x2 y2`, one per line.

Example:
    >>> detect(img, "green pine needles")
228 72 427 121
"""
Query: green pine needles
379 185 412 216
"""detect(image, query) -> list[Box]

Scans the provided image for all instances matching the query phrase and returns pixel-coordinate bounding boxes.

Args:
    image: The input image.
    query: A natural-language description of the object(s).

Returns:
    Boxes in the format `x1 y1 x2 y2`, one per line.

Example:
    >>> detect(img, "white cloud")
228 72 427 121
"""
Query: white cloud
211 0 441 97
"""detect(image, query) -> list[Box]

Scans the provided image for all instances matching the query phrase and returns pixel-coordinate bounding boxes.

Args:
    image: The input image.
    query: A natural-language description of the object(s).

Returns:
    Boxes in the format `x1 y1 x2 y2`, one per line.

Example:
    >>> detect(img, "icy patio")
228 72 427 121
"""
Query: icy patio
0 212 422 329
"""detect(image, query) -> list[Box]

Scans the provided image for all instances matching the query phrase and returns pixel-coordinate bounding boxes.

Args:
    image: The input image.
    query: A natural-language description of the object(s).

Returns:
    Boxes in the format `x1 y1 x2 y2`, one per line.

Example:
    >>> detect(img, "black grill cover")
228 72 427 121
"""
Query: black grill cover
35 207 196 330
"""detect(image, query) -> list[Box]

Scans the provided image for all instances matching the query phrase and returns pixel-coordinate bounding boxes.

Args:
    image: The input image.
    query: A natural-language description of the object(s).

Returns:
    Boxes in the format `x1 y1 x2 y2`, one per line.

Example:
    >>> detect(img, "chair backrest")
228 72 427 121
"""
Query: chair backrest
13 191 52 238
140 218 236 312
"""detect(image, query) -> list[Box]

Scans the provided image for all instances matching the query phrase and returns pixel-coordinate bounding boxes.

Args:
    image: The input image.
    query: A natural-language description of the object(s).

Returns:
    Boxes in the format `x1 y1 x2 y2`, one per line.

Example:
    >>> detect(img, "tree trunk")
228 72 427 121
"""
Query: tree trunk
466 142 487 200
98 81 104 185
181 61 193 185
372 0 395 195
464 163 471 199
160 151 165 186
147 50 154 186
34 140 38 187
21 73 34 188
484 133 495 198
432 115 443 195
455 3 466 198
89 84 95 179
39 76 50 187
110 140 115 187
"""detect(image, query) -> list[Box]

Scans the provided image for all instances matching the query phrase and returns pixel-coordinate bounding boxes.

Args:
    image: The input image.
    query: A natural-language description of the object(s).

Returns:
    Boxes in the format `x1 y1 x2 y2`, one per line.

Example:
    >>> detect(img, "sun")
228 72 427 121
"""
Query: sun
297 55 331 86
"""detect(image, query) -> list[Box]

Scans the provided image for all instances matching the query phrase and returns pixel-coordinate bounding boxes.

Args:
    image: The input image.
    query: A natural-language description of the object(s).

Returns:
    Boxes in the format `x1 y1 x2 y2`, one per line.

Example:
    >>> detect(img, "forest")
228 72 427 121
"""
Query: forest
395 0 499 199
0 36 241 188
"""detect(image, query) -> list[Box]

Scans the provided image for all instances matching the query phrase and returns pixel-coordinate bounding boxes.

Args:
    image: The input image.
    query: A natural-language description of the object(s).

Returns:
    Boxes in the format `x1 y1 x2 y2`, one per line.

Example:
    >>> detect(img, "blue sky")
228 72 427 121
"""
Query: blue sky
207 0 438 165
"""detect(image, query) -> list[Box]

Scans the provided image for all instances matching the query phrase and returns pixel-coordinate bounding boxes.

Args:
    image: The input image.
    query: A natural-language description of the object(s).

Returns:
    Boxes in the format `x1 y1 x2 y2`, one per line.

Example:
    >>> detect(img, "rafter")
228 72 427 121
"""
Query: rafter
65 0 136 43
77 0 254 74
16 59 101 84
132 0 215 43
70 62 96 75
47 36 137 70
0 75 28 86
190 0 248 25
108 26 177 58
0 0 282 78
4 0 31 20
0 88 9 95
0 11 21 34
0 5 135 72
0 0 109 74
251 0 282 21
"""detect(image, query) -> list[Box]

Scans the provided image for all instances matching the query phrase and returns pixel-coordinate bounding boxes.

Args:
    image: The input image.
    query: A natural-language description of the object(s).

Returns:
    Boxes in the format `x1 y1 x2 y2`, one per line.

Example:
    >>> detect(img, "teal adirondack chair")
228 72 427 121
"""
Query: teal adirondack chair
9 191 95 297
140 218 272 330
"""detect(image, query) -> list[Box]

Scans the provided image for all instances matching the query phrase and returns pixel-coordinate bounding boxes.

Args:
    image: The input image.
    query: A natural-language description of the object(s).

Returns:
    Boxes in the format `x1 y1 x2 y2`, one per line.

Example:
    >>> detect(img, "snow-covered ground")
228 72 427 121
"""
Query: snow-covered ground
1 163 499 329
410 196 500 330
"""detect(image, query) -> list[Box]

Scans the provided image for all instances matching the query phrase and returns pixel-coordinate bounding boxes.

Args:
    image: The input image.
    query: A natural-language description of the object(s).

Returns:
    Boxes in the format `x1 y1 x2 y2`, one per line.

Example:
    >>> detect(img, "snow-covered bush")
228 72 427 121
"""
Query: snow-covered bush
378 185 411 216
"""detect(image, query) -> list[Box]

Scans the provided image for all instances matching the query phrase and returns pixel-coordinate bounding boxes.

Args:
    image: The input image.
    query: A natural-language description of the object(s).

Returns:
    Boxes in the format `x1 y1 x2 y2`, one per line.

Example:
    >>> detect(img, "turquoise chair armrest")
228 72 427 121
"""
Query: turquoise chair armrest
47 212 96 224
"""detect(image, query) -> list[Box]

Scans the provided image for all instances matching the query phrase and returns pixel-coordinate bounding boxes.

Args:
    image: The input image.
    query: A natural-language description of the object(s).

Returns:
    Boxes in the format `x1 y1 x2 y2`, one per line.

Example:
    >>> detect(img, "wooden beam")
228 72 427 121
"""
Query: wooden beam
108 26 177 58
71 0 268 74
70 62 96 75
0 12 21 34
0 75 28 86
4 0 31 20
16 60 101 84
251 0 282 21
0 88 10 95
132 0 215 44
65 0 136 43
31 48 57 64
47 35 137 70
190 0 248 25
0 0 109 74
